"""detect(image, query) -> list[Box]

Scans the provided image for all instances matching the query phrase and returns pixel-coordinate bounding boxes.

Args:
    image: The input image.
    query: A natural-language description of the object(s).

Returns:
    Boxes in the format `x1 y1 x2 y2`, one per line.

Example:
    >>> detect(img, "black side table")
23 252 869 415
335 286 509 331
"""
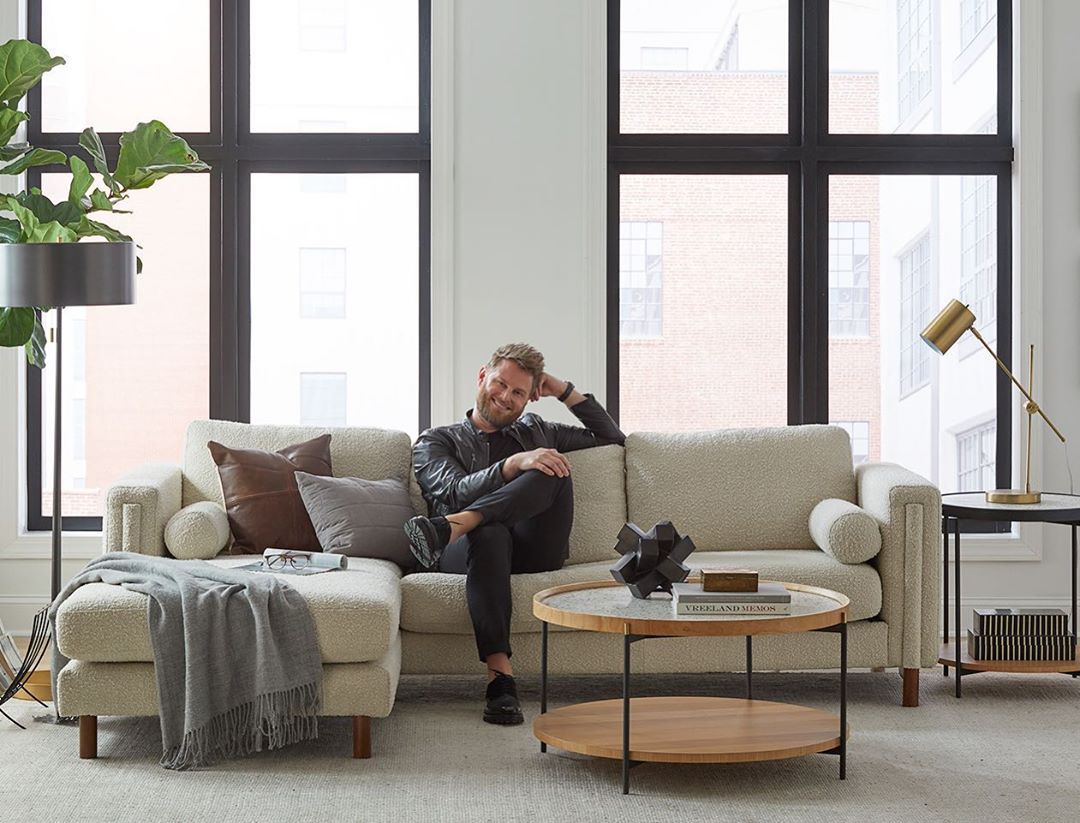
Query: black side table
940 492 1080 697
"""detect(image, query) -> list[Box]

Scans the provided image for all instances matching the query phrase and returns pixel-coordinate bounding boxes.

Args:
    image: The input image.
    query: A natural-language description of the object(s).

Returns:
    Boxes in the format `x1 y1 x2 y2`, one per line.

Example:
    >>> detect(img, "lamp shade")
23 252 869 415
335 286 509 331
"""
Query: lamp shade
0 241 136 307
921 299 975 355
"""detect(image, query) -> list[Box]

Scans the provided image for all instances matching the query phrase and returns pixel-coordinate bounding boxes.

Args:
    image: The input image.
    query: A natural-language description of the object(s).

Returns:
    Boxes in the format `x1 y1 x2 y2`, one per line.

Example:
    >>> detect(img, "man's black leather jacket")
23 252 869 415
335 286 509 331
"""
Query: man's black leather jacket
412 394 626 517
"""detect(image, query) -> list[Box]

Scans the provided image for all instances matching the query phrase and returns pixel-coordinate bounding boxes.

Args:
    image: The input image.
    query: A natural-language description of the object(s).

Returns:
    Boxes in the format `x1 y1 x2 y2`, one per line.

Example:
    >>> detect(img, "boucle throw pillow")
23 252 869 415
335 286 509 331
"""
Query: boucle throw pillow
164 501 231 560
295 471 417 570
208 434 333 555
809 498 882 564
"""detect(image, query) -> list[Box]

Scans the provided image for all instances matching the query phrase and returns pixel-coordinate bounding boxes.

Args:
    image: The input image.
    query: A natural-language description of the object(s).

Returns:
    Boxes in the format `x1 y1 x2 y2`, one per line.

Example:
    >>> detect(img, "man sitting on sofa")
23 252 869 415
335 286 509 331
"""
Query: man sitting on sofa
406 342 625 725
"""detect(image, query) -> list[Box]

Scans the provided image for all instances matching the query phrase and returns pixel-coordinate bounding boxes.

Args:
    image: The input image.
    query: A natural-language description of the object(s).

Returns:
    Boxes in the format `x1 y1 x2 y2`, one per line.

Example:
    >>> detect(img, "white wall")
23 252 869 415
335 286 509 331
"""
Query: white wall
1 0 1077 633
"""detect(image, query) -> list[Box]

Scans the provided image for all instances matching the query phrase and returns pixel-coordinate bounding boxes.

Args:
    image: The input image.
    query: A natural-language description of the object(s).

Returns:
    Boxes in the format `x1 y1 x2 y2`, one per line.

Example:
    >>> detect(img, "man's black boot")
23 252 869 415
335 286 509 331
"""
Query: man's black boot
484 672 524 725
404 515 451 569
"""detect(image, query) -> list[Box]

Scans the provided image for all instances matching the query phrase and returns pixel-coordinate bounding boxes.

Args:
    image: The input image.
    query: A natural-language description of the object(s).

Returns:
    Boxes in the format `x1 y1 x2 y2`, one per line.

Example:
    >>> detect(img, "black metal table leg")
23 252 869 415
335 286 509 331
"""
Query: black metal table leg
943 515 949 677
745 635 753 699
540 620 548 752
840 621 847 780
954 517 962 698
622 629 631 795
1072 525 1078 678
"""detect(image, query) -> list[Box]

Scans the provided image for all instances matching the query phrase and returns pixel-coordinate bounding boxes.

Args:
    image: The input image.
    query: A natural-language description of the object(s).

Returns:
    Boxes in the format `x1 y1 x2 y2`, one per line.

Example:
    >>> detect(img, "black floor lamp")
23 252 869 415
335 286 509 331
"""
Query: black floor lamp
0 242 135 713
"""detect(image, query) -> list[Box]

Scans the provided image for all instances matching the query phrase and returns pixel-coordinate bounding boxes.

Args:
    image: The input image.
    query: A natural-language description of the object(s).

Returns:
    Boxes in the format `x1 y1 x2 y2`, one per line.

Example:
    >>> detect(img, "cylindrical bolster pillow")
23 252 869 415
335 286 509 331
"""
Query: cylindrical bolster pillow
164 501 231 560
809 498 882 564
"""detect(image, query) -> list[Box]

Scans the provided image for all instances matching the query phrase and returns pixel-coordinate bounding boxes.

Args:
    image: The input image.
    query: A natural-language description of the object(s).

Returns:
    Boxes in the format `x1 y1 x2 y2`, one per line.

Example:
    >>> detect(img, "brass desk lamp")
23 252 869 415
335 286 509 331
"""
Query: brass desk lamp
921 299 1065 504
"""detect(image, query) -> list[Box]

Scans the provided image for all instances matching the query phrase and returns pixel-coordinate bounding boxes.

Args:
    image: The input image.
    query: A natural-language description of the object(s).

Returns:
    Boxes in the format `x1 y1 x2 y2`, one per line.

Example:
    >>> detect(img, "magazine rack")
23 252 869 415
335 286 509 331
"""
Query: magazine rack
1 607 51 727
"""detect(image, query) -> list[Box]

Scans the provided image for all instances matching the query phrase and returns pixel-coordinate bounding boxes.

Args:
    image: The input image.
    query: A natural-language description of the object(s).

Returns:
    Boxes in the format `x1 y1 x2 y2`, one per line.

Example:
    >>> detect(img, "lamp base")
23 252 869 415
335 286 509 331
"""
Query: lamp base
985 489 1042 504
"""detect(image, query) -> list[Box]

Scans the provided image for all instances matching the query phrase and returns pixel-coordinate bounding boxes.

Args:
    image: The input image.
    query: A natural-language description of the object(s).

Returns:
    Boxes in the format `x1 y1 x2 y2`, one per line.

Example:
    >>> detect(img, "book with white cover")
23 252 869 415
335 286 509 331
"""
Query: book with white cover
672 581 791 604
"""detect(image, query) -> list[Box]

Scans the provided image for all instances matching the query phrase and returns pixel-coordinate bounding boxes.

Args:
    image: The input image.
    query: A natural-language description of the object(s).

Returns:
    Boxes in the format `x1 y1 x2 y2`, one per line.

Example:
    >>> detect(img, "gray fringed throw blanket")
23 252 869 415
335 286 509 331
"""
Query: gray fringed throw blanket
48 552 322 770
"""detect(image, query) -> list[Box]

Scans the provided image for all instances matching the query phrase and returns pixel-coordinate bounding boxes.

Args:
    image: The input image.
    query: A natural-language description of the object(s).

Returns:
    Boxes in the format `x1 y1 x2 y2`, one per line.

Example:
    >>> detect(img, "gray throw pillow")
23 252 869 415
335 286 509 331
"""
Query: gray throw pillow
295 471 417 569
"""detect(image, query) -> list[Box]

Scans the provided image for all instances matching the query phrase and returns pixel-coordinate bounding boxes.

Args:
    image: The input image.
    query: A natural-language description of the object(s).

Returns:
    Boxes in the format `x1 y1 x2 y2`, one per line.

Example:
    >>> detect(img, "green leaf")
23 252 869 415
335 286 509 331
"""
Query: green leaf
136 255 143 275
0 216 19 242
23 311 46 367
74 216 131 243
0 144 25 161
4 196 75 242
68 155 92 203
114 120 209 190
0 305 34 346
0 147 66 175
11 191 81 226
25 220 77 243
0 106 28 145
88 189 113 211
79 127 119 194
0 40 65 106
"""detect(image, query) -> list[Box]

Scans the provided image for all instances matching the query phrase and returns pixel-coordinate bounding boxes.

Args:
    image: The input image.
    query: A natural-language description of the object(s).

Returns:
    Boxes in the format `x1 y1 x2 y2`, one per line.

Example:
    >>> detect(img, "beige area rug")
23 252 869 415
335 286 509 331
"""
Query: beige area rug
2 670 1078 823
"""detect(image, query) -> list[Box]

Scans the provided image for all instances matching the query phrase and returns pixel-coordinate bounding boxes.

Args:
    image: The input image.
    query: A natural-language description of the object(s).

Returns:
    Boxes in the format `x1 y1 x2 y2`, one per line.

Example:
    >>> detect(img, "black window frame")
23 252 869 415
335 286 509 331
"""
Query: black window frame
24 0 432 533
607 0 1014 534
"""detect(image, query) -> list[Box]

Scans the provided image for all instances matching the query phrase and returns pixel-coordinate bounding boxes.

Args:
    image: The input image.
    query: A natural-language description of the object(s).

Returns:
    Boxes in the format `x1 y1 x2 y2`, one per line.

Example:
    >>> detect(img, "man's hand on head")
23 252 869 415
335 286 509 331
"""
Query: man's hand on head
531 372 567 402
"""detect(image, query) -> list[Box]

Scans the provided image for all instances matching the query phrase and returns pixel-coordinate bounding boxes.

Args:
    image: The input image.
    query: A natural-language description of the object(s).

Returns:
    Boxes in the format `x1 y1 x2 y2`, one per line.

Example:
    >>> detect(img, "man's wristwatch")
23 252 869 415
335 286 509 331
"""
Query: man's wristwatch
556 381 575 403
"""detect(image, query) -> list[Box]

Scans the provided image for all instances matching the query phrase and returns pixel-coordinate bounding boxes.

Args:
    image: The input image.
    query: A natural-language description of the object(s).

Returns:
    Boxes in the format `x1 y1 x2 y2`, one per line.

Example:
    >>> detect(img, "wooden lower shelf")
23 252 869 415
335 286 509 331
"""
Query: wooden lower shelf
938 642 1080 674
533 696 847 764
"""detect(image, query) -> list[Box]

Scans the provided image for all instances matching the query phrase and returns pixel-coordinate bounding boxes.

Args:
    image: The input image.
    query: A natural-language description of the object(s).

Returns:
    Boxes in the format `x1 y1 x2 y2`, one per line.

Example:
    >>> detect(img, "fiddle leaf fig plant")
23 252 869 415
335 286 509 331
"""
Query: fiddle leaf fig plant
0 39 209 367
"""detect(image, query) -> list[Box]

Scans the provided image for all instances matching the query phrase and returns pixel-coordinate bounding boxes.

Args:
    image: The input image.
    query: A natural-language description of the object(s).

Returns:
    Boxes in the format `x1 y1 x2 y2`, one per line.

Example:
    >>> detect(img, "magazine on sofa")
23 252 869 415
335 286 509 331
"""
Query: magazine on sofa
238 548 349 576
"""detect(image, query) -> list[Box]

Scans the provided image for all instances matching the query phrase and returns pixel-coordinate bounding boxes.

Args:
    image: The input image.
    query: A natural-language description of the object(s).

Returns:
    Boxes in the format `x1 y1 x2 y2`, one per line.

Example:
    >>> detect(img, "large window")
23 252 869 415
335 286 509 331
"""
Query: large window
618 221 663 340
957 420 996 492
899 233 933 397
828 221 871 338
611 1 1013 529
25 0 431 532
897 0 933 123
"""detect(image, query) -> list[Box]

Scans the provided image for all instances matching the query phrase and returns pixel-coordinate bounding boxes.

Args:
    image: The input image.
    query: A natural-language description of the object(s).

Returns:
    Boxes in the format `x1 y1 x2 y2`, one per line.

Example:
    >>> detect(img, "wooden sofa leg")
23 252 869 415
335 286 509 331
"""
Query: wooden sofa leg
901 668 920 707
79 716 98 759
352 716 371 759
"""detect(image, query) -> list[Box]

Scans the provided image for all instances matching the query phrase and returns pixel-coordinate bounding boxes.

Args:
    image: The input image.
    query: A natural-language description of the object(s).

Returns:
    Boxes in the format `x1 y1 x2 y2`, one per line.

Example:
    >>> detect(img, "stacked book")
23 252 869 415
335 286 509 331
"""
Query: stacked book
671 580 791 616
967 608 1076 661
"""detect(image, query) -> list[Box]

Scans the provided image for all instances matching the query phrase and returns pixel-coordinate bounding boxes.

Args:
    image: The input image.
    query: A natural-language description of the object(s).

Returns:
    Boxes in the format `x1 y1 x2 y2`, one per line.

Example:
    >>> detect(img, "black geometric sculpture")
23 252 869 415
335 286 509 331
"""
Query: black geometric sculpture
610 521 696 599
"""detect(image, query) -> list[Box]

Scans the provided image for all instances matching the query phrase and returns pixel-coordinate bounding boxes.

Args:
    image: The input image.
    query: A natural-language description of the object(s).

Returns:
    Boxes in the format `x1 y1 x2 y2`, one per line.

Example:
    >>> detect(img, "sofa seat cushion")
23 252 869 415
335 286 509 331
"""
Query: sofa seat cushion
54 556 402 665
399 548 881 635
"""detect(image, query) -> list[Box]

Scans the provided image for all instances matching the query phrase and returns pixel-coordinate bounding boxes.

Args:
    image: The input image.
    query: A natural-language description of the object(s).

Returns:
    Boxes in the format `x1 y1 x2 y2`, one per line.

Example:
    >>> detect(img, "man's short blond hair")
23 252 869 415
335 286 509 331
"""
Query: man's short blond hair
488 343 545 389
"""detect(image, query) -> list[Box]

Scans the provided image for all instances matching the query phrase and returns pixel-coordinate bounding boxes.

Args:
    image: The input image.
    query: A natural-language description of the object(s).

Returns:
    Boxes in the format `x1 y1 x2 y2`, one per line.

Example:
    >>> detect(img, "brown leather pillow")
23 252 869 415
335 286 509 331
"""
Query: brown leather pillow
208 434 333 555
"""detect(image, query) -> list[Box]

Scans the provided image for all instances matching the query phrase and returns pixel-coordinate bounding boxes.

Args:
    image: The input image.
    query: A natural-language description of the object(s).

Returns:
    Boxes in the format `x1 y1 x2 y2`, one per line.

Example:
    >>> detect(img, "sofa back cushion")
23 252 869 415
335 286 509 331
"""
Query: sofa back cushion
625 425 856 551
565 444 628 565
183 420 427 518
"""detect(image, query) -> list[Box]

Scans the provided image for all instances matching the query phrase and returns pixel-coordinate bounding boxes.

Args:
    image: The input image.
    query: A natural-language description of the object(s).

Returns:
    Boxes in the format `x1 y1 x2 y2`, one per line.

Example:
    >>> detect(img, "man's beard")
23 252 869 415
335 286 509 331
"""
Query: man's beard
475 387 522 429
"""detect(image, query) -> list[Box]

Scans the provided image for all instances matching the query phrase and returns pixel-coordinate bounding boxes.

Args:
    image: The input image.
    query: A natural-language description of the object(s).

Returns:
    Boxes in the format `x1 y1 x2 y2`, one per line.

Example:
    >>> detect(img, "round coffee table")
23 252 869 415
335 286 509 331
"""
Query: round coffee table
532 580 850 794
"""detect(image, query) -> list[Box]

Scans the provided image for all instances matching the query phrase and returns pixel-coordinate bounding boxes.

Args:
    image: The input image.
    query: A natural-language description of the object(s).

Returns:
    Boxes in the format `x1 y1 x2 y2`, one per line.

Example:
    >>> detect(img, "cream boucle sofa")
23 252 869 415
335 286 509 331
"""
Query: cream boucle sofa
55 420 940 759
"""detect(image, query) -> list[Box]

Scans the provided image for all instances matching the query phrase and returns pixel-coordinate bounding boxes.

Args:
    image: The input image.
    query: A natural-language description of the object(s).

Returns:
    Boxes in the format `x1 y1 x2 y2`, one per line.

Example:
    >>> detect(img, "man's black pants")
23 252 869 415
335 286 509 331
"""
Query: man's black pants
437 470 573 661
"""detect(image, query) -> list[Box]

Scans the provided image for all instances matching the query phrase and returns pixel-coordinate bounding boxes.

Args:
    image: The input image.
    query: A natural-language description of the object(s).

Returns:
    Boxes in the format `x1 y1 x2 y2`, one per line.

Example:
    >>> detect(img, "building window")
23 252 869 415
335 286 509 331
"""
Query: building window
300 0 347 52
640 47 689 71
619 221 663 339
299 248 347 319
828 221 871 337
897 0 932 122
957 421 995 491
899 233 932 396
300 373 347 427
960 0 995 51
831 420 870 465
